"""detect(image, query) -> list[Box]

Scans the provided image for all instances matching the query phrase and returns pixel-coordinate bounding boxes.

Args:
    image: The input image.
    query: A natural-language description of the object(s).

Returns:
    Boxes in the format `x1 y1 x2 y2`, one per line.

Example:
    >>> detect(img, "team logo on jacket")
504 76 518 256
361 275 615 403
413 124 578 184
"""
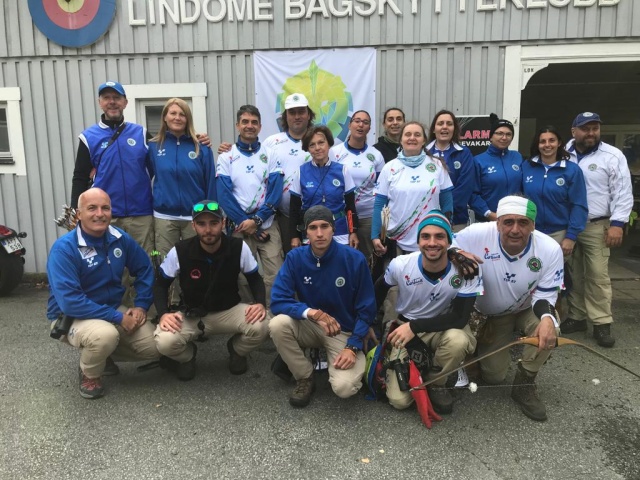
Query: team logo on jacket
454 161 461 170
332 179 341 187
527 257 542 272
487 166 497 174
303 276 312 285
588 164 597 171
483 248 500 261
101 141 109 149
189 151 197 159
426 163 436 173
525 175 533 183
450 274 462 289
512 165 520 171
157 149 166 157
367 154 374 161
260 154 268 163
127 138 136 146
554 268 564 283
335 277 345 287
404 274 423 286
190 269 202 279
246 165 255 173
556 178 565 187
113 248 122 258
410 175 420 183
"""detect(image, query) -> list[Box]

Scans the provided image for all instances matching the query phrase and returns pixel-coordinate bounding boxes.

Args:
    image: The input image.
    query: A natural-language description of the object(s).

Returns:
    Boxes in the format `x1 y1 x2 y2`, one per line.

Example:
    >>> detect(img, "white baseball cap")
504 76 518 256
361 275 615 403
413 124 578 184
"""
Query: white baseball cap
284 93 309 110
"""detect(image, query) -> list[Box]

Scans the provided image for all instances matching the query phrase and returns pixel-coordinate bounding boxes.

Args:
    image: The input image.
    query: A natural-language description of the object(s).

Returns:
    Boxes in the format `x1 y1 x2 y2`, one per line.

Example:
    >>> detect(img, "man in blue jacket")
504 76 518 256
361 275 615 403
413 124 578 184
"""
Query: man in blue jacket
270 206 376 408
47 188 158 400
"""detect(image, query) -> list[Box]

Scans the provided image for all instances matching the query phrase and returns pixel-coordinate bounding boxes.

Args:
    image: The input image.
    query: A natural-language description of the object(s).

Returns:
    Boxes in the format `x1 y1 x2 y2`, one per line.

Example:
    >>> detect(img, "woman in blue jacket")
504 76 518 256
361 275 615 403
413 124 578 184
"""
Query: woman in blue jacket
522 126 588 257
148 98 216 257
470 114 523 221
426 109 478 231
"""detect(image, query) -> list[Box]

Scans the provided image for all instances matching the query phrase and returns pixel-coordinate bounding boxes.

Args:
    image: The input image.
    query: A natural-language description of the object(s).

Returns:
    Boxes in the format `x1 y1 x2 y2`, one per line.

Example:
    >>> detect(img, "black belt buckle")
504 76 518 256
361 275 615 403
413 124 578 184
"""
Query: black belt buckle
590 216 609 223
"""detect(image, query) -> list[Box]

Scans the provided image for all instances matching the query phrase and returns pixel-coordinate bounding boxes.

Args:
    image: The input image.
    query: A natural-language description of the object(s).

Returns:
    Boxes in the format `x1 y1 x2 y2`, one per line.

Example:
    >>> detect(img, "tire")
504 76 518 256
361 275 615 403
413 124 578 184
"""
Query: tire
0 252 24 296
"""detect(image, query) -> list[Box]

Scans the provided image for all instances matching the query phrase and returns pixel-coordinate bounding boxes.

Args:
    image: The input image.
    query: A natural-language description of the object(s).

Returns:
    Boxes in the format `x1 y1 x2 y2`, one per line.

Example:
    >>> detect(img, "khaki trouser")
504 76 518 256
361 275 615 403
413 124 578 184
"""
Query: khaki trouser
269 314 366 399
154 303 268 363
64 306 159 379
567 219 612 325
233 221 283 310
277 213 292 256
478 309 560 384
111 215 154 307
356 216 374 260
385 325 476 410
154 218 196 305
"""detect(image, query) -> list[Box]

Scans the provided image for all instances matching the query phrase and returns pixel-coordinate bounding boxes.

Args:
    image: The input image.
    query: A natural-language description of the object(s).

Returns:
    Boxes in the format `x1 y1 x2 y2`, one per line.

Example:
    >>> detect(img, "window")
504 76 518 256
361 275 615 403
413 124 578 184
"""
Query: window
0 88 26 175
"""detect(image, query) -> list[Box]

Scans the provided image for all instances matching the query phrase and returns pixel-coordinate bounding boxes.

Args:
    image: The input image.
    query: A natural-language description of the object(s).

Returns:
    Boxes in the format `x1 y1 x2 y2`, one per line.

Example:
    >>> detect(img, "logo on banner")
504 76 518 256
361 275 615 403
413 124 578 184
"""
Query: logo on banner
276 60 353 142
28 0 117 48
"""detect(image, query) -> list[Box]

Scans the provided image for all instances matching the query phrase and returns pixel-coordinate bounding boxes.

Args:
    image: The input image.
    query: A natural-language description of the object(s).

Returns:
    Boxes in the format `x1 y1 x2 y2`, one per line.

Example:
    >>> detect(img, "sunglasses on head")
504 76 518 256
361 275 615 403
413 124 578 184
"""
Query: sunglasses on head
193 202 220 213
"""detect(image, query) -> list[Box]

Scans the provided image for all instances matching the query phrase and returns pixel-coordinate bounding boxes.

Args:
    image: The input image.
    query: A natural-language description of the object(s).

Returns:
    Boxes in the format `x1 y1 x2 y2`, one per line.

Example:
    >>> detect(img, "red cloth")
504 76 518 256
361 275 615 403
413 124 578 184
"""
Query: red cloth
409 360 442 429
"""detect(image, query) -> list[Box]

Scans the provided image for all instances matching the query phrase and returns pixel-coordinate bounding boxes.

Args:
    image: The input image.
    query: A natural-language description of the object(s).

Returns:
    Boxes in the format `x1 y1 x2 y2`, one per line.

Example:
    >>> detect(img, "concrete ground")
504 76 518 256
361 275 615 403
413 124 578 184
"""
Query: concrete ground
1 235 639 480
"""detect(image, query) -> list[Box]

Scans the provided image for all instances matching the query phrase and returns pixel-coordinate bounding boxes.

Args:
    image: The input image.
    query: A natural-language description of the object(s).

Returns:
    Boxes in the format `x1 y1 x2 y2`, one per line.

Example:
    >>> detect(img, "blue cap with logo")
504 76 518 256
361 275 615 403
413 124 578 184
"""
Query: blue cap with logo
98 81 126 97
572 112 602 127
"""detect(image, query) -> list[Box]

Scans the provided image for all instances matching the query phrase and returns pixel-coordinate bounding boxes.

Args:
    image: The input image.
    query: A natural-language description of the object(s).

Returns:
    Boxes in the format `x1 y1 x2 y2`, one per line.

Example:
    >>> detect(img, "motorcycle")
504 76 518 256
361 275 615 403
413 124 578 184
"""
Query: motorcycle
0 224 27 296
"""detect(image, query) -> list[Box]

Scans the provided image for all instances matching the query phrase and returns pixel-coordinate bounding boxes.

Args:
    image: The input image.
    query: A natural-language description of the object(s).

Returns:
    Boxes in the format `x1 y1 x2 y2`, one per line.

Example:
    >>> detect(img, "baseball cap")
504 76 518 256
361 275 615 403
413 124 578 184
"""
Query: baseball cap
192 201 224 220
572 112 602 127
98 81 126 97
284 93 309 110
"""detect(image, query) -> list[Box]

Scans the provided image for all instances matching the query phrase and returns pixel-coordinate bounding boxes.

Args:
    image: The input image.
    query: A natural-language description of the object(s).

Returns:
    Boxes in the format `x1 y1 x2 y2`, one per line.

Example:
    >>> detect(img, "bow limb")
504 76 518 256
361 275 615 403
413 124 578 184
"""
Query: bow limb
556 337 640 380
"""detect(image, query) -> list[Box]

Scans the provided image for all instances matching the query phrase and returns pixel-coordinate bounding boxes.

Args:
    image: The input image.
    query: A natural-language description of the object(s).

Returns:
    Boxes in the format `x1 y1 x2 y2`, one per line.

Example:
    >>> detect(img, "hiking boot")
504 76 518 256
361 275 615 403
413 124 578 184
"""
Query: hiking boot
560 318 587 334
289 375 315 408
427 385 453 414
511 363 547 421
177 343 197 381
593 324 615 348
227 337 248 375
103 356 120 376
271 354 293 382
79 370 104 399
159 355 180 373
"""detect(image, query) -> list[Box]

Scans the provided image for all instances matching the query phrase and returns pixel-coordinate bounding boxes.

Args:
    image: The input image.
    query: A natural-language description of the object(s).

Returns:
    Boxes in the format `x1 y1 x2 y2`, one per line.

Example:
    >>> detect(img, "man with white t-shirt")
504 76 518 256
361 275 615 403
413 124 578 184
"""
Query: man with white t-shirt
375 211 483 414
452 195 564 422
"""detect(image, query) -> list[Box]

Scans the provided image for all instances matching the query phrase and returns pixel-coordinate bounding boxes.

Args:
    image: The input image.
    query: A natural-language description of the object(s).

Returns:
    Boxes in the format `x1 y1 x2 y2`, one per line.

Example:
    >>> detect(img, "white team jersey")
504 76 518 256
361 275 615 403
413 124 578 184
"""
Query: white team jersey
374 158 453 253
452 223 564 315
160 241 258 278
330 143 384 218
385 251 484 320
216 144 283 229
264 132 310 217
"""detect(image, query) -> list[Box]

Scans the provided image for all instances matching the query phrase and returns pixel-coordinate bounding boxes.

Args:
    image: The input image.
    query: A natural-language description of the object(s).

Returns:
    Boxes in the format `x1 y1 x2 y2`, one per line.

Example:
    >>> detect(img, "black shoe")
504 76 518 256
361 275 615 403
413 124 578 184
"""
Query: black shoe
427 385 453 414
560 318 587 334
177 343 197 381
227 337 248 375
289 375 315 408
271 354 293 382
593 324 615 348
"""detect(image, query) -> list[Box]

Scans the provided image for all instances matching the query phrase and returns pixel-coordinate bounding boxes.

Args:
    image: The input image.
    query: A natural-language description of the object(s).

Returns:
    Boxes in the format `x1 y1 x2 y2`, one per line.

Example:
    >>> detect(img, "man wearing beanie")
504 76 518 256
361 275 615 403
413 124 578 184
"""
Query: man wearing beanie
562 112 633 347
374 210 483 414
270 205 376 408
452 195 564 421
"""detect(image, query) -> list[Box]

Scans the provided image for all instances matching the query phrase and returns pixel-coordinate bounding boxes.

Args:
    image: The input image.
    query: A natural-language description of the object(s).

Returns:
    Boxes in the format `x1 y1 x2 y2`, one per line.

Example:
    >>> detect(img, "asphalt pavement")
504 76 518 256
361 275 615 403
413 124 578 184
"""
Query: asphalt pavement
1 235 639 480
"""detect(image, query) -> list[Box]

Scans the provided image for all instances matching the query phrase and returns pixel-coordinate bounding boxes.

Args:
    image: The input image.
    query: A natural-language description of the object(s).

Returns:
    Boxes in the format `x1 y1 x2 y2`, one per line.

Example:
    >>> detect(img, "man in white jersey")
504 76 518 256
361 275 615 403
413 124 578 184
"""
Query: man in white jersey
375 211 483 414
452 196 564 422
561 112 633 348
217 105 284 308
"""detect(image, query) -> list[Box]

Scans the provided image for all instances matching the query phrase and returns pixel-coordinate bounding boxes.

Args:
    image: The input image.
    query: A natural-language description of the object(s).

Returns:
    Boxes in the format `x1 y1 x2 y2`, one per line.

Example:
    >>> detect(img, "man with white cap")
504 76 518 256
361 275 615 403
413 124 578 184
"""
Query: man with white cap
452 195 564 422
562 112 633 348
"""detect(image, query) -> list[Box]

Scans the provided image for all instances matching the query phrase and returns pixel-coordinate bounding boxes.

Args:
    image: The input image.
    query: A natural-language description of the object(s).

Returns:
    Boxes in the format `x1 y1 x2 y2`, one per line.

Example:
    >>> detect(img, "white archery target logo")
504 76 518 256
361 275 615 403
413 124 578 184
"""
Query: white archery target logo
189 151 197 159
335 277 345 287
556 178 565 187
113 248 123 258
127 138 136 146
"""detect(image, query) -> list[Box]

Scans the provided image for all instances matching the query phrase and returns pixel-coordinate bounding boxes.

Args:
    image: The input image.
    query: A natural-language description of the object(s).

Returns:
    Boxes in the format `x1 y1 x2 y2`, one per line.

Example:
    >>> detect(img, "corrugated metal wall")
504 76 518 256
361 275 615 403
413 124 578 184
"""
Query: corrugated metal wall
0 0 638 272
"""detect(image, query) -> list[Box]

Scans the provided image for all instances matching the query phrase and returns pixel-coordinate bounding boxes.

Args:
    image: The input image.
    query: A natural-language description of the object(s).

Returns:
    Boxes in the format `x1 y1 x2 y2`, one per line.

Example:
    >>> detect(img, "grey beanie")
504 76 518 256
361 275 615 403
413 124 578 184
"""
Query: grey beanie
304 205 335 230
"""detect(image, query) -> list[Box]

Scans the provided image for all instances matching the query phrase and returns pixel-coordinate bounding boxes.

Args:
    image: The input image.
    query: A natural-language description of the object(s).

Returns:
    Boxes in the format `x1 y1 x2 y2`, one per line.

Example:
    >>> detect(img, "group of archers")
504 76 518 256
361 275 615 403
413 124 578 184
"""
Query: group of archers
46 80 633 426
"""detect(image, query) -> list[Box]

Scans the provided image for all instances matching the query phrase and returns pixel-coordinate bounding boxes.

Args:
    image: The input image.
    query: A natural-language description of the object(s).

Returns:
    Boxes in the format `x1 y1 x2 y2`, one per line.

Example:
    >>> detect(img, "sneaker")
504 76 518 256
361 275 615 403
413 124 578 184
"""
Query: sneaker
227 337 248 375
103 356 120 376
289 375 316 408
177 343 197 381
511 363 547 421
271 354 293 382
427 385 453 414
560 318 587 334
593 324 615 348
79 370 104 399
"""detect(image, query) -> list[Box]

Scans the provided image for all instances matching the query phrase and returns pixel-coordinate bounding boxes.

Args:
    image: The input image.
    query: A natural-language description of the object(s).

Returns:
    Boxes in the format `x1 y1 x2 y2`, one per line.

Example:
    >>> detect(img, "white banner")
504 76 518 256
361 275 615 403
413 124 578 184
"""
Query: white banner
254 48 377 144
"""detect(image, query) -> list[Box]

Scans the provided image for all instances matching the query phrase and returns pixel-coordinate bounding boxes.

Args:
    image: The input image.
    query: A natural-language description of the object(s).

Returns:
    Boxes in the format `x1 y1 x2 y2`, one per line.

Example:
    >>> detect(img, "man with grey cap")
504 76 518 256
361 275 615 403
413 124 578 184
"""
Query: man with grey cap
153 200 268 381
269 205 376 407
452 195 564 421
562 112 633 348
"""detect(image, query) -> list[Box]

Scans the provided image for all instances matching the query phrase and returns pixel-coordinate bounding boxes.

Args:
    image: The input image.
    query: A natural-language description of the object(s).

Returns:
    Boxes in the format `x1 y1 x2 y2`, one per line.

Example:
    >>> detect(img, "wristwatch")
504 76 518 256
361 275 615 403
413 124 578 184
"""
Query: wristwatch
251 215 264 228
344 344 360 354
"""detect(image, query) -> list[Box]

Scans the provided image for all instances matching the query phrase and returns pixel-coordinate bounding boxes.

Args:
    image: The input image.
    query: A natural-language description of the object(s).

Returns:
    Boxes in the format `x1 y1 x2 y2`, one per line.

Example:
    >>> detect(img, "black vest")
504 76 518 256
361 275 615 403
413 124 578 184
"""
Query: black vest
175 235 243 313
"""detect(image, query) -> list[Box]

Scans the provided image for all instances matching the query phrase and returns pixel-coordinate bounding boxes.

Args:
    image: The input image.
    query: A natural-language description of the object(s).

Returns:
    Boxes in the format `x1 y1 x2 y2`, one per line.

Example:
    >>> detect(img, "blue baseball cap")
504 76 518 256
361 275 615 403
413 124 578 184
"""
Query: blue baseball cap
98 81 126 97
572 112 602 127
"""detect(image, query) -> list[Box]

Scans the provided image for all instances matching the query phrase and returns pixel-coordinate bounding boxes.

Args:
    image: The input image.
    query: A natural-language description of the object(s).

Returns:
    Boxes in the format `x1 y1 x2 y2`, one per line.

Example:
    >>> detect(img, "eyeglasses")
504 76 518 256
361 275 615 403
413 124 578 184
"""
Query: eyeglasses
494 132 513 138
193 202 220 213
352 119 371 126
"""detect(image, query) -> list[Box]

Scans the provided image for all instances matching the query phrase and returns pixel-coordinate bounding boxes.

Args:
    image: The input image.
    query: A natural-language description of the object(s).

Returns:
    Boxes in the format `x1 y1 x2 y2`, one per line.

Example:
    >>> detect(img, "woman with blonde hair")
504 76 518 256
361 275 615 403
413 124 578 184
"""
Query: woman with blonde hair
148 98 216 258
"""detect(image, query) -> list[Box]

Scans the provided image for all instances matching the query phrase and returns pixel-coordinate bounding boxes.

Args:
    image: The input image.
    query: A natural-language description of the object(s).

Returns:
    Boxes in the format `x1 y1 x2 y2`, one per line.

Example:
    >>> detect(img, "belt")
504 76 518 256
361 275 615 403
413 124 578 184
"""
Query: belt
590 216 609 223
